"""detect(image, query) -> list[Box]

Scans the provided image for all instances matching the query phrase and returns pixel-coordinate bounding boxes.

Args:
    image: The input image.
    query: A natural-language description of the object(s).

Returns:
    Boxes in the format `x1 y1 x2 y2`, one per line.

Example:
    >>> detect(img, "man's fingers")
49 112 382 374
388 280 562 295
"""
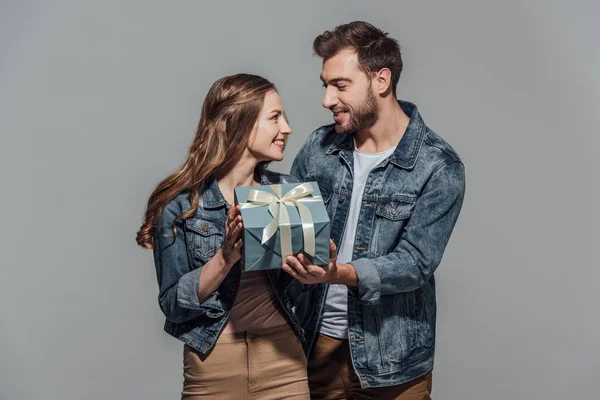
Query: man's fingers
298 253 310 267
286 255 310 278
306 264 327 277
282 264 308 284
329 239 337 258
297 253 328 277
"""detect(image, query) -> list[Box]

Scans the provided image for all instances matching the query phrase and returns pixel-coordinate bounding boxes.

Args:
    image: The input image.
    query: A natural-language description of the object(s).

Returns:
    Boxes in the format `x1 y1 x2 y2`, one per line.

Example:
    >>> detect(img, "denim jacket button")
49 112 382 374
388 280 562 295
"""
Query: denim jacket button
202 223 209 232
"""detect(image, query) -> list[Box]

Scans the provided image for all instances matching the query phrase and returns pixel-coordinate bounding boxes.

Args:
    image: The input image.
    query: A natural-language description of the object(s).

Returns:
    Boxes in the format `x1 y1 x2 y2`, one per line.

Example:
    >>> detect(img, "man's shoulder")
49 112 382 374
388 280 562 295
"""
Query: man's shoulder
421 127 463 167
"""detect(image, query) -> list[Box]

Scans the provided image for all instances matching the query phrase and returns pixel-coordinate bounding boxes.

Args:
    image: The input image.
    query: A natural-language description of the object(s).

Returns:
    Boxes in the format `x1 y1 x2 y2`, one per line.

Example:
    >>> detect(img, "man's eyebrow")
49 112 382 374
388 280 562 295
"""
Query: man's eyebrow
320 77 352 85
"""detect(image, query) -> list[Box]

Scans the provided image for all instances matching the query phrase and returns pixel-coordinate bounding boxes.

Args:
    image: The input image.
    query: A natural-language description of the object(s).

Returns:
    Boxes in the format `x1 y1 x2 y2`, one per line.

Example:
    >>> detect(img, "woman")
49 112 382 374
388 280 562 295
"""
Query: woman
136 74 309 399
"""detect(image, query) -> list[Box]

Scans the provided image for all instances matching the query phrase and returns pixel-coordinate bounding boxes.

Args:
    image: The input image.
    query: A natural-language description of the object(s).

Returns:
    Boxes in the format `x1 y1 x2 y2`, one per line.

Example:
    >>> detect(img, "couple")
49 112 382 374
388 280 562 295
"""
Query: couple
136 21 465 400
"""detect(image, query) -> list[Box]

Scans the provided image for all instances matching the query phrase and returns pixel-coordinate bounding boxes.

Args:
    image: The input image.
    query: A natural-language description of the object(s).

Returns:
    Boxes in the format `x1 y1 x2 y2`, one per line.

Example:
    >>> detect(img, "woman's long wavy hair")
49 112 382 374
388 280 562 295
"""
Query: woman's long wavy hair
136 73 276 249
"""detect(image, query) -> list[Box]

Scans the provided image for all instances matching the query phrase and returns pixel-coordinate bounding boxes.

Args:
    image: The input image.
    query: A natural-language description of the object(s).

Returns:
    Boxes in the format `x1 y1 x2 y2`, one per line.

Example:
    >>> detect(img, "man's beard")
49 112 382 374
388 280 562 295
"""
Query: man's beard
335 87 379 134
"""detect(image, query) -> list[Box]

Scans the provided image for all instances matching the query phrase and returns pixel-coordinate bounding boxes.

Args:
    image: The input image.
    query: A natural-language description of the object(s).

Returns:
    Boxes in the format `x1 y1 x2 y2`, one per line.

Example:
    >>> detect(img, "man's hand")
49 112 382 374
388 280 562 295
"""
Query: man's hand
282 239 338 284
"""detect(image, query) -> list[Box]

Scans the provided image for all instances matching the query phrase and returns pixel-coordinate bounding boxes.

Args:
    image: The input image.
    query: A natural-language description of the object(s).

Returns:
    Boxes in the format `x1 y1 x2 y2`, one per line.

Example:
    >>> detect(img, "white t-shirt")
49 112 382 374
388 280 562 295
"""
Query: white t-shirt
319 142 397 339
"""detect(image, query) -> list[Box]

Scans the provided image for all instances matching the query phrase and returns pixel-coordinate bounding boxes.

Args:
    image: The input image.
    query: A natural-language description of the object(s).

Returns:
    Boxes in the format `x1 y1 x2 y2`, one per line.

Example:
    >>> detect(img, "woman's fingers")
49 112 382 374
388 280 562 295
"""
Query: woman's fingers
234 239 243 251
227 215 242 237
232 221 243 241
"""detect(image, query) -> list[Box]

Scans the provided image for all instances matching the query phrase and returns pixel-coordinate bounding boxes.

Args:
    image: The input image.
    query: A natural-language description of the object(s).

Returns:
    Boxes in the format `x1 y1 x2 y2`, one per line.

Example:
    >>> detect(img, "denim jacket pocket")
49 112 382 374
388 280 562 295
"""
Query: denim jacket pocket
375 199 414 220
362 303 388 370
372 199 415 255
185 217 224 261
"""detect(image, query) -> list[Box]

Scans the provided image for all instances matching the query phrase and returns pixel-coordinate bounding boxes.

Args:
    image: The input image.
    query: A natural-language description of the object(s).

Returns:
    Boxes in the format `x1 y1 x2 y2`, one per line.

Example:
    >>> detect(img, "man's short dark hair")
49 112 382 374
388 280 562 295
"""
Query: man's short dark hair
313 21 403 96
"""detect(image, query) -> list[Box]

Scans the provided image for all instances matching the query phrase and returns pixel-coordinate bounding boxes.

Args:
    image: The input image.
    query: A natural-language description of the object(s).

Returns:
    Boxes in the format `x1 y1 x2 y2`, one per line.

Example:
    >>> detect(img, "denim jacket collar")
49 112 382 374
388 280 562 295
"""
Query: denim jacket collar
201 164 273 209
326 100 426 170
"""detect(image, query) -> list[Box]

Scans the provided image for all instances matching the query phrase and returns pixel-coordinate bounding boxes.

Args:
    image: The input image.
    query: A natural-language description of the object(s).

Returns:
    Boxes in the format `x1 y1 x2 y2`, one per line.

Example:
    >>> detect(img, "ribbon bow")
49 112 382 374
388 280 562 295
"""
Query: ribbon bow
240 183 322 257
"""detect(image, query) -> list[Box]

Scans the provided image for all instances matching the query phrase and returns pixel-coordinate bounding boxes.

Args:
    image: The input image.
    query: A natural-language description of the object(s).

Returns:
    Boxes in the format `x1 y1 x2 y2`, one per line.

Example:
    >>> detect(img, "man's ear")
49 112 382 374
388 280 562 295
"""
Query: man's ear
374 68 392 94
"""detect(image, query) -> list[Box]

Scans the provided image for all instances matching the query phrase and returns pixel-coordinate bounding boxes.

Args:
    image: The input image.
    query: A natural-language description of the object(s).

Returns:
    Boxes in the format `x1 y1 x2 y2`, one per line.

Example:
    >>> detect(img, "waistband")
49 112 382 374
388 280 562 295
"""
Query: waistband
216 323 294 344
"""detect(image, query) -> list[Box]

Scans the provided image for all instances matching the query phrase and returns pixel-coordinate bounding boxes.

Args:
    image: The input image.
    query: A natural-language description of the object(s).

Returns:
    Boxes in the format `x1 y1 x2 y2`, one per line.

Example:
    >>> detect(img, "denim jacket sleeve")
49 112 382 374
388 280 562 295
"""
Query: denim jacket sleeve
350 161 465 304
152 198 222 323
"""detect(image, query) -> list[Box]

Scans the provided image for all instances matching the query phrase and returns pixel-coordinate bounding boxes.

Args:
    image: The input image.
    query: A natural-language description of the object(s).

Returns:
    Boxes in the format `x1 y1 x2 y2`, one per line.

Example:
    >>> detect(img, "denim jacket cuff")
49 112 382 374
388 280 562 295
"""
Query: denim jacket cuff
176 268 226 319
176 268 202 309
349 259 381 304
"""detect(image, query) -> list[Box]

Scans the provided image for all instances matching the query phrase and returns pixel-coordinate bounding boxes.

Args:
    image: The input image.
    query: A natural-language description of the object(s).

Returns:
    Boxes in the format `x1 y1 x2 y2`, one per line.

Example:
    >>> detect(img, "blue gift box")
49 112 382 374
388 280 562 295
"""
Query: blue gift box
234 182 331 271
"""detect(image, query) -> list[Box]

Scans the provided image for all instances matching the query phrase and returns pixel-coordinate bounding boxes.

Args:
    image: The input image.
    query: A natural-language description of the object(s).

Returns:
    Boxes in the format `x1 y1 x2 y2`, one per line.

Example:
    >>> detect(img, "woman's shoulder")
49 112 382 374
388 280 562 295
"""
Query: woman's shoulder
159 191 192 226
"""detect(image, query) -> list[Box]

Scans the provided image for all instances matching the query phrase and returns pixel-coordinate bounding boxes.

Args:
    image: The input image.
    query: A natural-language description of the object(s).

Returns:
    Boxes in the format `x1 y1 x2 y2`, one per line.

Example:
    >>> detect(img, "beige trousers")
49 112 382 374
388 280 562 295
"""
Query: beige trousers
308 333 433 400
182 324 310 399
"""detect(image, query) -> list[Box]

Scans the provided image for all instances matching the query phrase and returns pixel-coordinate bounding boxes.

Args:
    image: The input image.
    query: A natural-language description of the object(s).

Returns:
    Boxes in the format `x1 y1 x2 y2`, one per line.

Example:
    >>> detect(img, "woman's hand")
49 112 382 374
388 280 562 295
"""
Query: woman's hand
220 204 244 267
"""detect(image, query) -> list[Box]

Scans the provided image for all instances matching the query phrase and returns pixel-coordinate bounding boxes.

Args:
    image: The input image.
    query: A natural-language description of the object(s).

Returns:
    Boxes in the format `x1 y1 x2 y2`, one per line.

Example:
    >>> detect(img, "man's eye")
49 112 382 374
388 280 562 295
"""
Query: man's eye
337 85 347 90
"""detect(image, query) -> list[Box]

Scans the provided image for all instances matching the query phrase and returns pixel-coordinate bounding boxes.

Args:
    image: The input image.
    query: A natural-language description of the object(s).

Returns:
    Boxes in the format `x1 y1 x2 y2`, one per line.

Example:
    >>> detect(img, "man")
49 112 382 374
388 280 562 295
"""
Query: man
283 21 465 399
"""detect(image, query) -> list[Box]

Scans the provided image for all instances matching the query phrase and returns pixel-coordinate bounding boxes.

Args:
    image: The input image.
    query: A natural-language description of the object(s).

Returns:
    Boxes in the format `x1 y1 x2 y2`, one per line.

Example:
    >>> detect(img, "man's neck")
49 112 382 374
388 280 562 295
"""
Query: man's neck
355 99 410 154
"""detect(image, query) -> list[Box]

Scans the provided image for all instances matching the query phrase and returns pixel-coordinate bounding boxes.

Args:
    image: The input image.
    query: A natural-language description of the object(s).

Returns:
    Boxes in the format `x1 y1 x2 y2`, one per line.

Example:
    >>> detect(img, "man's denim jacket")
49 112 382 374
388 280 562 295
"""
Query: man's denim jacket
290 101 465 388
152 169 305 354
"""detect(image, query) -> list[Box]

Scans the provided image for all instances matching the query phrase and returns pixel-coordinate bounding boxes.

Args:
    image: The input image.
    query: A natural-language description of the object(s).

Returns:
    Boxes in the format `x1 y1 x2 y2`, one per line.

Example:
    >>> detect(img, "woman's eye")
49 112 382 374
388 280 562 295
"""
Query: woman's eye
271 114 279 121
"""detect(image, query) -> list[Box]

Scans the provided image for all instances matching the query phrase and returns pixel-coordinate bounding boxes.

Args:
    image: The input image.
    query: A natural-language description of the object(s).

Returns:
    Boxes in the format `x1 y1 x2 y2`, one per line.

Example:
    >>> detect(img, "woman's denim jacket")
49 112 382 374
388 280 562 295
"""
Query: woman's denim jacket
152 169 305 355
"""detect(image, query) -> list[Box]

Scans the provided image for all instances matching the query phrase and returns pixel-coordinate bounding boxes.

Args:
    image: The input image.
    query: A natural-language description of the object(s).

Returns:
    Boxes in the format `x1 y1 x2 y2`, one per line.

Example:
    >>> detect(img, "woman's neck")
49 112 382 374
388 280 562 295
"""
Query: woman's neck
216 157 261 205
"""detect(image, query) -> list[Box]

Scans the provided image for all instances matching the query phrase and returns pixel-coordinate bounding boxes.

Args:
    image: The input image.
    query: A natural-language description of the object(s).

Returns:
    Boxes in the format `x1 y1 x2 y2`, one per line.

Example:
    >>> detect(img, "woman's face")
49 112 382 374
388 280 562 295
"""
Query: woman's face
246 90 292 163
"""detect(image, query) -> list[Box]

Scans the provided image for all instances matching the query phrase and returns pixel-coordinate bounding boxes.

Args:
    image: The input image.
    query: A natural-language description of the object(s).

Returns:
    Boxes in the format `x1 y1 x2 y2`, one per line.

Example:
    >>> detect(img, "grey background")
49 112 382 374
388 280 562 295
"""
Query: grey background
1 1 597 399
